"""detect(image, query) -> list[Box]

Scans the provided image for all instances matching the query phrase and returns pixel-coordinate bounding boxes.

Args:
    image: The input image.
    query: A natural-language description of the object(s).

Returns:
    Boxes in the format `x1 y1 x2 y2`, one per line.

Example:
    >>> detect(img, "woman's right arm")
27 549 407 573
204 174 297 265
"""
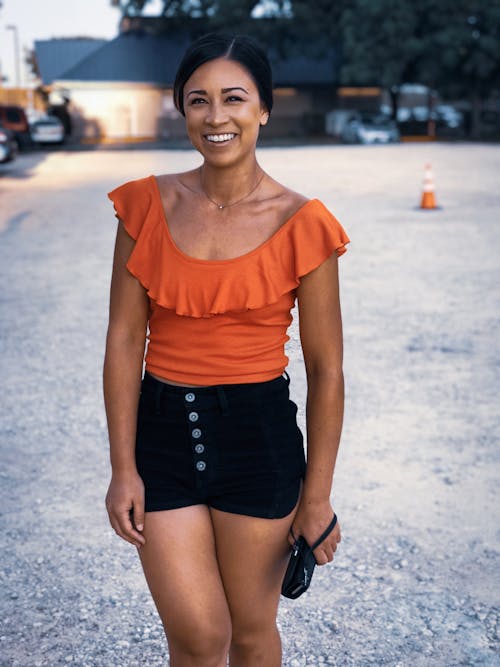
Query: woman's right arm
103 220 149 548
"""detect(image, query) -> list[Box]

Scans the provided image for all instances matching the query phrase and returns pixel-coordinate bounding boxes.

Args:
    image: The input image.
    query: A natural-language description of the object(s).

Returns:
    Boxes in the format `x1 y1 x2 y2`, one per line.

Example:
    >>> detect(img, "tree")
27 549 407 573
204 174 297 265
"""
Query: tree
110 0 148 16
110 0 271 19
110 0 294 52
417 0 500 137
25 47 41 81
337 0 500 136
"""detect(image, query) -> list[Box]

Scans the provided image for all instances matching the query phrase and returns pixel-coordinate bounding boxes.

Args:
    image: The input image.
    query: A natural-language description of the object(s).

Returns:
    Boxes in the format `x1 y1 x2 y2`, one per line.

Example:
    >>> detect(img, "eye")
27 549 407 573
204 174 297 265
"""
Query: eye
226 95 244 103
189 97 207 105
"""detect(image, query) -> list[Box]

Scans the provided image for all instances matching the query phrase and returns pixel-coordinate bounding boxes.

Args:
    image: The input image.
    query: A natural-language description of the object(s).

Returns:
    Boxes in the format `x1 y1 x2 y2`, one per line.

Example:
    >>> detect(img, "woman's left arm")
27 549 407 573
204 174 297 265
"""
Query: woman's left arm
292 252 344 564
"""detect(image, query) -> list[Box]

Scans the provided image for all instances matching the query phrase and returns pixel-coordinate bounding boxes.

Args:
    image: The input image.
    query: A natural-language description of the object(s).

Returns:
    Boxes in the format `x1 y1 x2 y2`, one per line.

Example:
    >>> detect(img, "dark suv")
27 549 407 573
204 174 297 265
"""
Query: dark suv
0 105 30 148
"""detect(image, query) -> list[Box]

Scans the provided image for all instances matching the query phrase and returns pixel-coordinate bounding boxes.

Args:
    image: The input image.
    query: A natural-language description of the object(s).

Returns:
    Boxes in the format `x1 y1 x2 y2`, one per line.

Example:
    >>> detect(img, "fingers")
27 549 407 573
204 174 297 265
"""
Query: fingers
106 500 146 548
110 507 146 548
132 495 145 534
314 523 341 565
287 520 342 565
105 474 146 549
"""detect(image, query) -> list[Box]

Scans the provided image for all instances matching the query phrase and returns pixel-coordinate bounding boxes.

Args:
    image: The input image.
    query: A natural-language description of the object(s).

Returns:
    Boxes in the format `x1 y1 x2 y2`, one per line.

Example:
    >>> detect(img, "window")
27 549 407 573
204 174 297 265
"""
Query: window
6 109 22 123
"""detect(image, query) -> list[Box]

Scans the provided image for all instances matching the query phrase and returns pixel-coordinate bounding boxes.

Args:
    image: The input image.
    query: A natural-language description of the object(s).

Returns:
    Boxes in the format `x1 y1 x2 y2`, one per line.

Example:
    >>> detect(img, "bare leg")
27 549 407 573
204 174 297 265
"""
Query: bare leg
138 505 232 667
210 500 300 667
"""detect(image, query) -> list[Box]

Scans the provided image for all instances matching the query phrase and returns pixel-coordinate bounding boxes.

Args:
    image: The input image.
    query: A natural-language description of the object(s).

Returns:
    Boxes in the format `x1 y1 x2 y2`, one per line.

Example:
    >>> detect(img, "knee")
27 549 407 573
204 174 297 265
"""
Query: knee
168 620 231 666
231 619 279 655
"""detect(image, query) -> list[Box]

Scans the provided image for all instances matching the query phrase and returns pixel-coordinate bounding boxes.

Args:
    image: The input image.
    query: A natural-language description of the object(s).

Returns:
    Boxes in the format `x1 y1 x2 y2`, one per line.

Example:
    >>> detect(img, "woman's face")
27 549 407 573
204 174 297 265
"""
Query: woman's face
183 57 268 167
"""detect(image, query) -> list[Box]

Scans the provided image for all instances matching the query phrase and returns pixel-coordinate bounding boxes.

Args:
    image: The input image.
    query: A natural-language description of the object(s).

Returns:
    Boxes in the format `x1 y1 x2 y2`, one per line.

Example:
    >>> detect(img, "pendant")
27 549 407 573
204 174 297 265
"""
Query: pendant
218 205 224 210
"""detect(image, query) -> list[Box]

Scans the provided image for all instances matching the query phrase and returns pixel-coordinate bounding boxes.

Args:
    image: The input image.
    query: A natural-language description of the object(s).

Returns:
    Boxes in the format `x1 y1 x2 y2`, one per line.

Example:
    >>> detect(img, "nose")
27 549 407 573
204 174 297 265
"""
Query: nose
205 101 229 126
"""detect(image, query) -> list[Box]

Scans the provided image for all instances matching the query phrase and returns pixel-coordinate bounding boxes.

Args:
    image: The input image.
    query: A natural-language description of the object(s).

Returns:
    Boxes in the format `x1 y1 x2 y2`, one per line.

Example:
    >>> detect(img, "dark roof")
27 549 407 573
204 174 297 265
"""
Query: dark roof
56 31 337 86
58 31 188 85
35 38 107 85
271 53 337 86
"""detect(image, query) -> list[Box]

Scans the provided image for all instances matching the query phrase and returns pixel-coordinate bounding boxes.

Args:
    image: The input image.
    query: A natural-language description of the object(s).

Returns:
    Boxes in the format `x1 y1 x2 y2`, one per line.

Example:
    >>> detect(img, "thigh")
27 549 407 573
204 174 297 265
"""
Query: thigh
209 497 300 629
138 505 231 640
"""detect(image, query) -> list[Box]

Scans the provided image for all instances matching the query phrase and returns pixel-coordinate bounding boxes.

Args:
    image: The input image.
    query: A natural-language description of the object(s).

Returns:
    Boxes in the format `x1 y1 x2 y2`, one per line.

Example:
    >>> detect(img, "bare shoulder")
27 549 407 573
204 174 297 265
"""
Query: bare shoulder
154 169 200 201
263 177 310 222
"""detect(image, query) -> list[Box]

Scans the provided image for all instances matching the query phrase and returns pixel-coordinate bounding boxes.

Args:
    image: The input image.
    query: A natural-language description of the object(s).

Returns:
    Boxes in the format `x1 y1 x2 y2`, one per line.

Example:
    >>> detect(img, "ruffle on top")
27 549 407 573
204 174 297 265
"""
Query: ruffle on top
108 176 350 319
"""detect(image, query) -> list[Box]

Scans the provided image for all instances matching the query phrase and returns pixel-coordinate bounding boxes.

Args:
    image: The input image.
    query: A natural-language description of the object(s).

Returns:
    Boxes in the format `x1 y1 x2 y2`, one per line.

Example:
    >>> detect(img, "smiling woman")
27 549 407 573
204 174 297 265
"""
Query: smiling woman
104 33 349 667
180 56 269 181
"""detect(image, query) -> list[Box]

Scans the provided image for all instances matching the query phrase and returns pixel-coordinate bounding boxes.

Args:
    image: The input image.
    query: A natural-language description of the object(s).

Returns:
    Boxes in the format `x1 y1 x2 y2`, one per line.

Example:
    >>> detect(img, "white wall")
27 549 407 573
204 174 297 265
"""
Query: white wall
54 83 178 139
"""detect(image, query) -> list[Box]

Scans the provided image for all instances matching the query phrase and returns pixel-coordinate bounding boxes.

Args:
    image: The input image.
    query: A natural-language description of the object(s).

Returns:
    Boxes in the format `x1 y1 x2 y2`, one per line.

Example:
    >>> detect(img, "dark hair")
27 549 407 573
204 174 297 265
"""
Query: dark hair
173 33 273 116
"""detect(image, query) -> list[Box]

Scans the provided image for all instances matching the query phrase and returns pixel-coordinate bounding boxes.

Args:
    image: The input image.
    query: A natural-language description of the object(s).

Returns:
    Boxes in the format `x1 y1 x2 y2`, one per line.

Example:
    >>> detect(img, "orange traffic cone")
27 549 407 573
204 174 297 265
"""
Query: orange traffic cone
420 163 438 209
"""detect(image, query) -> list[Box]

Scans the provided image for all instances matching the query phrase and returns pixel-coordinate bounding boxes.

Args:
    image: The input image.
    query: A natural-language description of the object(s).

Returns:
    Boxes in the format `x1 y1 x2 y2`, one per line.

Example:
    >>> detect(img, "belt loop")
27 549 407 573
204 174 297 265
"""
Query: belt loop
283 370 291 386
216 386 230 417
154 380 164 415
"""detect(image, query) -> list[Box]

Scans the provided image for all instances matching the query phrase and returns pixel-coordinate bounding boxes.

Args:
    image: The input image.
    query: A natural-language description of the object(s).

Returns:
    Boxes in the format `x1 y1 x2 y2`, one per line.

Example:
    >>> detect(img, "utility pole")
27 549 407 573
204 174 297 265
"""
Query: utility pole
6 24 21 87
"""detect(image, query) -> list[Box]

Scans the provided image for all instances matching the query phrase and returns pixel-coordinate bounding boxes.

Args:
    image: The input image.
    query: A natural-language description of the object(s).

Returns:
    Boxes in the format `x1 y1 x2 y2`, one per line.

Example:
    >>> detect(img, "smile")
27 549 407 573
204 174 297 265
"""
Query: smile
205 133 236 143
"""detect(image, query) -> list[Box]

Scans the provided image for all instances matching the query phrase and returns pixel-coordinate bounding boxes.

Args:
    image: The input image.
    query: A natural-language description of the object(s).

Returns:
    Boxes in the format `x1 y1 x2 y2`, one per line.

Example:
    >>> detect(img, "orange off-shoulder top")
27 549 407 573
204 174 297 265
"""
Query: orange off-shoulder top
108 176 350 386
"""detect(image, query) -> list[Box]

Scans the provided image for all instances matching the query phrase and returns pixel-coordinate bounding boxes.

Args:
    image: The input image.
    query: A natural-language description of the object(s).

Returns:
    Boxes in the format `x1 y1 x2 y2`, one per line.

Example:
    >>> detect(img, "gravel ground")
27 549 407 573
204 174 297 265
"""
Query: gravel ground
0 143 499 666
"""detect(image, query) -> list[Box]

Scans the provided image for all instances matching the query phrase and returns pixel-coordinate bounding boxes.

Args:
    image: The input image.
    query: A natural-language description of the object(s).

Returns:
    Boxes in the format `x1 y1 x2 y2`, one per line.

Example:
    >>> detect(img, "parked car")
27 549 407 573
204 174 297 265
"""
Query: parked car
341 112 400 144
435 104 464 129
0 104 31 148
325 109 357 137
0 123 18 163
30 115 65 145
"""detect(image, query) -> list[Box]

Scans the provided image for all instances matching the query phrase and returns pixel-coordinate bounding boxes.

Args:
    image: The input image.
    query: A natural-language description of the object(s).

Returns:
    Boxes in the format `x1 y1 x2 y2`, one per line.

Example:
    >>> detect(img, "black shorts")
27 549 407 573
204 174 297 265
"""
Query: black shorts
136 371 306 518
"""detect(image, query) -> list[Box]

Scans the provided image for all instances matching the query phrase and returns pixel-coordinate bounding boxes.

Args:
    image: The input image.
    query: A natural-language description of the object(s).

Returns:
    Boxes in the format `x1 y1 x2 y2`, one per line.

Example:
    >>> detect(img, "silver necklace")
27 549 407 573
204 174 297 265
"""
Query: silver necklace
199 168 266 210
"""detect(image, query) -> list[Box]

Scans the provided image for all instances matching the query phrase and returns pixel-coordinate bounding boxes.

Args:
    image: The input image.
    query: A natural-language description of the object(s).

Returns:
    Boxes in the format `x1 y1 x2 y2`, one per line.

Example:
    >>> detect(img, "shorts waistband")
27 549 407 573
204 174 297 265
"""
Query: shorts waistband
141 370 290 417
142 370 289 395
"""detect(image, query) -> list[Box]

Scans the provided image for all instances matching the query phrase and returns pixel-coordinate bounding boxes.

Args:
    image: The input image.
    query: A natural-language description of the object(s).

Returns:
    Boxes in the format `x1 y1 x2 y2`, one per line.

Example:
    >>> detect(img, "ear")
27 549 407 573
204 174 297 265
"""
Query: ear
260 109 270 126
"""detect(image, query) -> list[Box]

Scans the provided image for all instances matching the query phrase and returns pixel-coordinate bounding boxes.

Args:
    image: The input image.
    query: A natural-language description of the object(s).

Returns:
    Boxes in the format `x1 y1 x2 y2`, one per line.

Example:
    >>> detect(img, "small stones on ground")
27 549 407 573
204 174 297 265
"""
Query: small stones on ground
1 146 499 667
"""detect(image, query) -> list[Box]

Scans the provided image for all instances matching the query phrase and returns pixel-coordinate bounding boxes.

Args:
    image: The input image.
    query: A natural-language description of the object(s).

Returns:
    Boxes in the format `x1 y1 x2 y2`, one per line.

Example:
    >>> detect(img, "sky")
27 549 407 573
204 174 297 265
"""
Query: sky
0 0 163 86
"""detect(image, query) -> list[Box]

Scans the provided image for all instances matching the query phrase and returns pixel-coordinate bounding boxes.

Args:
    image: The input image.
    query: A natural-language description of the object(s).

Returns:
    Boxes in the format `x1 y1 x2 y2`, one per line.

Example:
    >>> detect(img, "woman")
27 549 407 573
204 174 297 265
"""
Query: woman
104 33 349 667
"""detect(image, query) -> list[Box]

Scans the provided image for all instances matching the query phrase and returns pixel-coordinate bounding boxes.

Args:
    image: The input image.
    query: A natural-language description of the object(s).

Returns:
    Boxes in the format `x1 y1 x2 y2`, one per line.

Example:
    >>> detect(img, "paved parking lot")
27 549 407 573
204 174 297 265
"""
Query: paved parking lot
1 142 499 666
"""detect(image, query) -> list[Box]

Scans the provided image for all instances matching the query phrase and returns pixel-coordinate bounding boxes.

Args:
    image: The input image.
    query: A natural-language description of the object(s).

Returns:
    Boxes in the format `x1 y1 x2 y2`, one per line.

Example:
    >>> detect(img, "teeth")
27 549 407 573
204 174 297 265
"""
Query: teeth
206 133 236 143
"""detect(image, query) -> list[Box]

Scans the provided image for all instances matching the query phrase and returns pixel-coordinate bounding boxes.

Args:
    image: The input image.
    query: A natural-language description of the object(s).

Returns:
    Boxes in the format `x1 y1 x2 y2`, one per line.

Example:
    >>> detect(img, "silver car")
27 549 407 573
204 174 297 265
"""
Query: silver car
30 116 65 145
341 112 400 144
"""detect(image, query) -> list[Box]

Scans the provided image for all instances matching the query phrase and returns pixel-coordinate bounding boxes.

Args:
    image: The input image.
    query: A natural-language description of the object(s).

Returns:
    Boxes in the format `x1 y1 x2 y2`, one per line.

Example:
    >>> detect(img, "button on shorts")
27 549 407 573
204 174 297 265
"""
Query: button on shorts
135 371 306 518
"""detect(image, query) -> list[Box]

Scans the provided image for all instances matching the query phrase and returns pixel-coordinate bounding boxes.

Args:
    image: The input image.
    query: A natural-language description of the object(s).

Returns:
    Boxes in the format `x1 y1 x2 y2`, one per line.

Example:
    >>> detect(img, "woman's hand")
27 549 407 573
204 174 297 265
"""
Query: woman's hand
288 498 341 565
105 470 146 548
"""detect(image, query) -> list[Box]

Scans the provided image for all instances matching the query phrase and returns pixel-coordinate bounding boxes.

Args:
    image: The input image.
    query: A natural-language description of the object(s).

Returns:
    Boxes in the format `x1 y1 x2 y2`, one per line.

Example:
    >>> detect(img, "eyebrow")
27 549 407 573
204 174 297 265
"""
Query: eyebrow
186 86 249 97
